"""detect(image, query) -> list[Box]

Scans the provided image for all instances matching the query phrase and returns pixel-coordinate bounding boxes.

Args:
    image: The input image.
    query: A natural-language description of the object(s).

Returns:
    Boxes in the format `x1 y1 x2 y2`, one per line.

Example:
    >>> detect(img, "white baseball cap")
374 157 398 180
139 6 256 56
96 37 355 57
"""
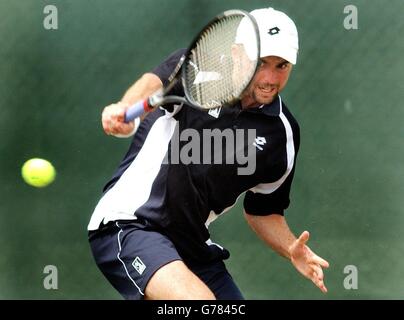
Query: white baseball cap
236 7 299 64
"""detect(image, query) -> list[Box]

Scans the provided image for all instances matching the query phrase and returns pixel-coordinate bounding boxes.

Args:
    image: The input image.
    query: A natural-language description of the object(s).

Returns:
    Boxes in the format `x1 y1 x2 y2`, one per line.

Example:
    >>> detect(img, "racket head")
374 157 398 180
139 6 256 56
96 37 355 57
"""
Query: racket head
182 10 260 110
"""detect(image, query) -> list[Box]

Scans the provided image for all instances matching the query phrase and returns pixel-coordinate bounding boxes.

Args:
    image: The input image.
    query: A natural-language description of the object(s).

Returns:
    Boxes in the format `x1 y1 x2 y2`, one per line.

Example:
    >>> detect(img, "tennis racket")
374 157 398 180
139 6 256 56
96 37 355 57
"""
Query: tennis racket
124 9 260 122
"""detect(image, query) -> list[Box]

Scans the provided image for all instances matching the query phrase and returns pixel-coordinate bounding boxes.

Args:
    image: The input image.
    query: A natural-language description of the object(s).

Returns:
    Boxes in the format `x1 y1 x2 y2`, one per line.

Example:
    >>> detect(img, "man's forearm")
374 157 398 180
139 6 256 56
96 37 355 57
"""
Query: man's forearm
100 73 163 137
244 212 297 259
121 73 163 105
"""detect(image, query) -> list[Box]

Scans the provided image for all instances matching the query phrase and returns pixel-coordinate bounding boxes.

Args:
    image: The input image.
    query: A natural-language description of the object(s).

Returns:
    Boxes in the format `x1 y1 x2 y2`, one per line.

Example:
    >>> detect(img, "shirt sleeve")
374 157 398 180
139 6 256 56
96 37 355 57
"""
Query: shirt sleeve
243 166 296 216
151 48 187 92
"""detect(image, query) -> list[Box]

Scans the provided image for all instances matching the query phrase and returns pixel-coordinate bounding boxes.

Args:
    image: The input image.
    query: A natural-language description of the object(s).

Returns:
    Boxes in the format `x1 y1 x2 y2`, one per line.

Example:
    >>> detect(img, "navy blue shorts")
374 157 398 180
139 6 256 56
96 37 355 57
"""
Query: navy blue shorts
89 220 244 300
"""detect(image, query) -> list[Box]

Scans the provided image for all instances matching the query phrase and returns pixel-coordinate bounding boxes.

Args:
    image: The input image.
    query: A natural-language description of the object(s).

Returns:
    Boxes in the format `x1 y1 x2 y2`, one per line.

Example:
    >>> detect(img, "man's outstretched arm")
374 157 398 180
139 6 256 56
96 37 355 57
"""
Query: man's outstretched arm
244 211 329 293
102 73 163 137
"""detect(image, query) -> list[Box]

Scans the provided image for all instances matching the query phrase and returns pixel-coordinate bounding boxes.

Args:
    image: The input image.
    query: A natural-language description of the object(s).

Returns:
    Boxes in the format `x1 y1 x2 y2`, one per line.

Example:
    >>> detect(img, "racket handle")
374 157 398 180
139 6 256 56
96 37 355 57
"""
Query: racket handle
124 99 152 123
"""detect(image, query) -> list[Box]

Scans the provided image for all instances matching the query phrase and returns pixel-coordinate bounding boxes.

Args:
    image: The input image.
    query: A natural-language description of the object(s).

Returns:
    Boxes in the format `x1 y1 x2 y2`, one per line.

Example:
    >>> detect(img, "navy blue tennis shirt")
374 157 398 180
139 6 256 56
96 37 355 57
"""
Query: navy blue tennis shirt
88 49 300 263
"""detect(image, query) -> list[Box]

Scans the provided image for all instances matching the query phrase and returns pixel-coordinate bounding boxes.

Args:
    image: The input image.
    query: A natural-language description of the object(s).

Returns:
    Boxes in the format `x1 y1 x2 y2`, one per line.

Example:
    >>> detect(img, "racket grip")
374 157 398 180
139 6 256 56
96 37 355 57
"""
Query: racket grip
124 99 152 123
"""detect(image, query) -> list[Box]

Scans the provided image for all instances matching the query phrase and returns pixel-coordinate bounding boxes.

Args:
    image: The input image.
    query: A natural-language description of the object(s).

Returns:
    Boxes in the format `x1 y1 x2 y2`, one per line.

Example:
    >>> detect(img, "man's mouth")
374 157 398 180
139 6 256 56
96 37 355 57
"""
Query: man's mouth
258 86 277 95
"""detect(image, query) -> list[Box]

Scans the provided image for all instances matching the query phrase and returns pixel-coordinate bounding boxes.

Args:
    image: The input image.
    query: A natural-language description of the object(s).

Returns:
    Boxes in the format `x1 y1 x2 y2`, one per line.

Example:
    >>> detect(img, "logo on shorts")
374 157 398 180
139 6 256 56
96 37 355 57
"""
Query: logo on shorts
132 256 146 275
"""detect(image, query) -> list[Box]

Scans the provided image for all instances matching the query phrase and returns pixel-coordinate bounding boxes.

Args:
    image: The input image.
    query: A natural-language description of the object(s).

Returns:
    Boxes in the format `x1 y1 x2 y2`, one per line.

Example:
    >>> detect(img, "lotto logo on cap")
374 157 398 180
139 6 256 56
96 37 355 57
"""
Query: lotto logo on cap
236 7 299 64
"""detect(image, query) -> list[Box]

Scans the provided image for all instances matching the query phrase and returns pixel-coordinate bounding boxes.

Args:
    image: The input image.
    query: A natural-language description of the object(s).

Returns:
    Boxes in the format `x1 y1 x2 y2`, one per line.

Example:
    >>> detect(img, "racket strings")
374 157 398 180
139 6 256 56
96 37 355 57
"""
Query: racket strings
185 14 257 109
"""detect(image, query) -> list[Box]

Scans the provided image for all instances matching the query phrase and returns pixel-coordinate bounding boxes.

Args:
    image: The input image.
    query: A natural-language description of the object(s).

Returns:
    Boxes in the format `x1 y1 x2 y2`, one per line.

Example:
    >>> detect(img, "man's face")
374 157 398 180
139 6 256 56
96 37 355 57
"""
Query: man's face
241 56 292 108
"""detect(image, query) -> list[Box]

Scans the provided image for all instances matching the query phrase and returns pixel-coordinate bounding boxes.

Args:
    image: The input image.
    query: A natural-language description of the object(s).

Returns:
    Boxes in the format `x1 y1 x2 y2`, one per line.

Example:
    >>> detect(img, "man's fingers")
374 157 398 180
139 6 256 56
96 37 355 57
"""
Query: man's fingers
312 265 324 281
105 121 134 136
296 231 310 246
102 102 132 135
116 101 130 122
312 255 330 268
115 121 135 134
317 279 328 293
312 271 328 293
317 281 328 293
291 231 329 294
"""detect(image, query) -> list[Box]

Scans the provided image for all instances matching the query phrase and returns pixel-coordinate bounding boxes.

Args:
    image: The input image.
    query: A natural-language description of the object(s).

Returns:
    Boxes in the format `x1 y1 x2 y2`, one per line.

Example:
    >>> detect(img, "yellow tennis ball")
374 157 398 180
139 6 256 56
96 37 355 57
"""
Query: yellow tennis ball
21 158 56 188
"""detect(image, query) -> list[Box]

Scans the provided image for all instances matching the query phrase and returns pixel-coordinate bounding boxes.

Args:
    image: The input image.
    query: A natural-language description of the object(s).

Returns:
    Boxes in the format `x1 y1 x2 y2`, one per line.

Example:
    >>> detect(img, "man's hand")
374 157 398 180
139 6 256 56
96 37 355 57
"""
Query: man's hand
289 231 330 293
101 101 135 137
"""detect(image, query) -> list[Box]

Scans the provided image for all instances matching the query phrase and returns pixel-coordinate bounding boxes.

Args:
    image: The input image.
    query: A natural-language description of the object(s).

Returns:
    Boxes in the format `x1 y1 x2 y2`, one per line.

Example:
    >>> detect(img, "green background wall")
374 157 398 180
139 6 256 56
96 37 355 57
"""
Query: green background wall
1 0 403 299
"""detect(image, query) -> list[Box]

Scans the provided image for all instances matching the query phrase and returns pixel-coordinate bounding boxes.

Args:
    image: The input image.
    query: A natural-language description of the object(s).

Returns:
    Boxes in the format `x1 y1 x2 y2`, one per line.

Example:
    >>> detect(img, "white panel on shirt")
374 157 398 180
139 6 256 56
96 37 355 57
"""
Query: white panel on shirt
249 97 295 195
88 113 178 231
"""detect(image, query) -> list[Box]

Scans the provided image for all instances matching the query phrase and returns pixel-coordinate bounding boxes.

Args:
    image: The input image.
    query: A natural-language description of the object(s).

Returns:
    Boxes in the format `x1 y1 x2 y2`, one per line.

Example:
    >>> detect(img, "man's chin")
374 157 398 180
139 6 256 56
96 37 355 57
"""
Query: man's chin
256 94 277 105
253 89 279 104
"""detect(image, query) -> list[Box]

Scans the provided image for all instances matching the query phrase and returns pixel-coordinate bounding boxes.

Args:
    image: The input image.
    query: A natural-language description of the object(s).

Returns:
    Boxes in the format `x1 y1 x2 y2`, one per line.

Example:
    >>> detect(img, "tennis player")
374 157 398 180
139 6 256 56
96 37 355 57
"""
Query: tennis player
88 7 329 300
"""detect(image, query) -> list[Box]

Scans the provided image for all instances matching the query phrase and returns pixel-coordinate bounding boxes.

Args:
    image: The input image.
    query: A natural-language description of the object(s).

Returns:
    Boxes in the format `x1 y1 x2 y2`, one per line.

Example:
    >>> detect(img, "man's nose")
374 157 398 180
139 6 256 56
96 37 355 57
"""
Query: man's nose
261 66 279 84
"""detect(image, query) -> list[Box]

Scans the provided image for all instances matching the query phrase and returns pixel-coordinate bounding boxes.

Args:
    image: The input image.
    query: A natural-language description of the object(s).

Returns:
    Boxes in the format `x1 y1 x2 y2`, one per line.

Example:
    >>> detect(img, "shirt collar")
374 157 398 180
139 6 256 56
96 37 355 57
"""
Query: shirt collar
244 95 282 117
